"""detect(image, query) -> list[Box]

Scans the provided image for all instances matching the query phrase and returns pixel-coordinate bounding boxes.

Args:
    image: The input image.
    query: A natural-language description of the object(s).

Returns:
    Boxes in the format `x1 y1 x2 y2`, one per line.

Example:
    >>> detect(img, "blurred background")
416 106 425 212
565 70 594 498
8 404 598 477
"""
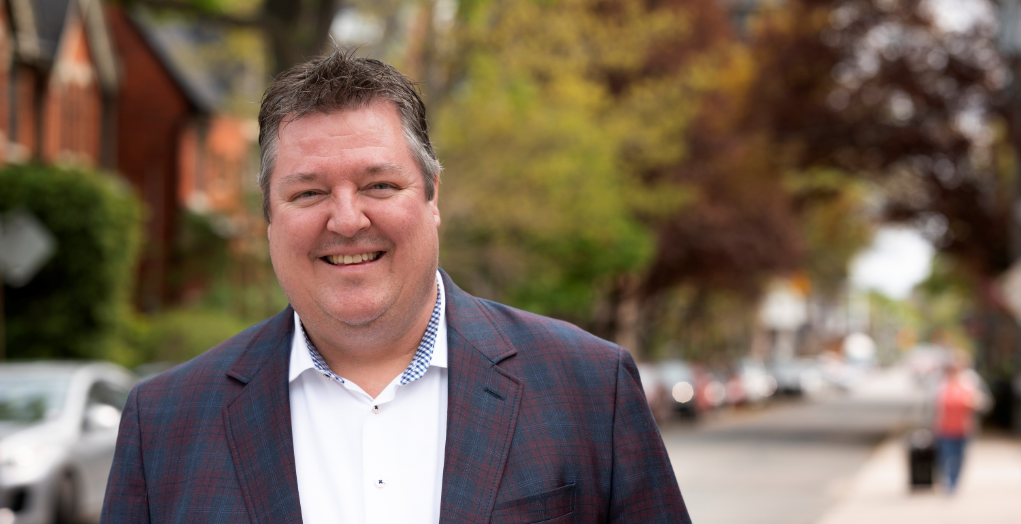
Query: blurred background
1 0 1021 522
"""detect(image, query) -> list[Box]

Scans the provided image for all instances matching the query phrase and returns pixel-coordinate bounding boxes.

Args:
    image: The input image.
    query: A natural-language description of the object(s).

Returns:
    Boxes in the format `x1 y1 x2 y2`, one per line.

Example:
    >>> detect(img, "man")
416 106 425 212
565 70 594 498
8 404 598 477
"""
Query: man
102 51 689 523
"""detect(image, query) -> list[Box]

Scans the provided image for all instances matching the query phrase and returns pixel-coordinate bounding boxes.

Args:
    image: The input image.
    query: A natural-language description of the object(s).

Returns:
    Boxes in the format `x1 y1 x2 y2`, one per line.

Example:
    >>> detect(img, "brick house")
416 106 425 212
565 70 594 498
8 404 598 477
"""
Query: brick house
6 0 255 310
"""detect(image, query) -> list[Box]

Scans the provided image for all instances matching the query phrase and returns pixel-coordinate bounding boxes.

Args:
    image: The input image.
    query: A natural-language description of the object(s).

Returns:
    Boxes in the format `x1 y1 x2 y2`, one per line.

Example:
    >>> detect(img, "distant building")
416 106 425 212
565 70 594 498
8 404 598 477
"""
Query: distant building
4 0 255 310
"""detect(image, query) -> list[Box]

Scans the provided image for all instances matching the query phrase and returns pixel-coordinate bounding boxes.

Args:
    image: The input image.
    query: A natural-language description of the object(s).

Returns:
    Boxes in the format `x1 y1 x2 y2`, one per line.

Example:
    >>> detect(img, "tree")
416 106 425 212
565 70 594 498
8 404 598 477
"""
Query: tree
121 0 339 75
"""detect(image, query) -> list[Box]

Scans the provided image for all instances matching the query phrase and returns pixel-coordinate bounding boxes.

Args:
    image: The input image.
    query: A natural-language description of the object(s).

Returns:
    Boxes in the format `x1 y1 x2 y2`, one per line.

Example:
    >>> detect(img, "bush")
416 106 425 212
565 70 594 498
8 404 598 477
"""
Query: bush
127 308 250 365
0 164 142 361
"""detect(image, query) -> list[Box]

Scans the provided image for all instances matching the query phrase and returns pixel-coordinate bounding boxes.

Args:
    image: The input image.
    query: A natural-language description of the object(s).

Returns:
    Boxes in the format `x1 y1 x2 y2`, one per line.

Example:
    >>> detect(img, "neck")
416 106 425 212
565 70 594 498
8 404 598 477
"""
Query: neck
301 288 436 398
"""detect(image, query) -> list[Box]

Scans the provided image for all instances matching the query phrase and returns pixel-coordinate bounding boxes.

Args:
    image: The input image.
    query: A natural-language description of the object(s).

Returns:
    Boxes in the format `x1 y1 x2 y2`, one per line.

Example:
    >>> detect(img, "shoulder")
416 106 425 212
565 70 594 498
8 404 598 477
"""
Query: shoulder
474 297 621 359
463 297 630 393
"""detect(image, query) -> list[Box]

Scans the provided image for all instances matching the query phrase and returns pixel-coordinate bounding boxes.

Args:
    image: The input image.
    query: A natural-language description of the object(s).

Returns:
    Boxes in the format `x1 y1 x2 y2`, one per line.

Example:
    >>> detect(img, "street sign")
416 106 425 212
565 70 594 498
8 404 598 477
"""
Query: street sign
0 209 56 287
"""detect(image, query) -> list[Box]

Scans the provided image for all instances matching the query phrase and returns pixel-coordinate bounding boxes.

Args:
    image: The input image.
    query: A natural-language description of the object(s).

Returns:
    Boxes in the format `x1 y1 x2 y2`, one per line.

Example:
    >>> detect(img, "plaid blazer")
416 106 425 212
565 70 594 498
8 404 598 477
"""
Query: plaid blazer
101 271 689 523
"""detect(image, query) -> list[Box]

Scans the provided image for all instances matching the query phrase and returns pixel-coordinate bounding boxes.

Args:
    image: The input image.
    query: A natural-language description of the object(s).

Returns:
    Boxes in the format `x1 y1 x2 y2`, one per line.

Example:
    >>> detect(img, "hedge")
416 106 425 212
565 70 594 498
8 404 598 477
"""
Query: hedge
0 163 142 361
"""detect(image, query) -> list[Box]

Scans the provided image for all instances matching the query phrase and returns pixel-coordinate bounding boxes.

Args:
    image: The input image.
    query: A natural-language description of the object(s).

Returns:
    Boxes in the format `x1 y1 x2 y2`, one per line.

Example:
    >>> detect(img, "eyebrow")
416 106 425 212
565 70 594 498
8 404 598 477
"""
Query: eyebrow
277 172 321 187
277 163 406 188
365 162 405 176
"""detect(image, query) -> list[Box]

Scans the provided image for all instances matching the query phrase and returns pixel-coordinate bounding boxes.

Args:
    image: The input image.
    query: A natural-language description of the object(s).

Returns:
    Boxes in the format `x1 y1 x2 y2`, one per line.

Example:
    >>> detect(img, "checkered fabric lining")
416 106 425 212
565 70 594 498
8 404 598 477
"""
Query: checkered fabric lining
301 280 443 387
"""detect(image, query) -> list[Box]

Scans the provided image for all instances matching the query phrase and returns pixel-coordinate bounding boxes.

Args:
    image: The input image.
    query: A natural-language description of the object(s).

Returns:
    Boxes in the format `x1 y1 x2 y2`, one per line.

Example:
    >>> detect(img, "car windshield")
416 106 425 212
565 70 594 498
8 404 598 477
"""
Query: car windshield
0 373 71 422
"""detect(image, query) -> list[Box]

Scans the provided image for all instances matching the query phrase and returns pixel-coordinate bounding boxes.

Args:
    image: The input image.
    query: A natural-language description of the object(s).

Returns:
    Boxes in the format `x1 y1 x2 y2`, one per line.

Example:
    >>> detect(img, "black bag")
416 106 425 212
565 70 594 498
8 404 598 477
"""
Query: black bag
907 429 936 489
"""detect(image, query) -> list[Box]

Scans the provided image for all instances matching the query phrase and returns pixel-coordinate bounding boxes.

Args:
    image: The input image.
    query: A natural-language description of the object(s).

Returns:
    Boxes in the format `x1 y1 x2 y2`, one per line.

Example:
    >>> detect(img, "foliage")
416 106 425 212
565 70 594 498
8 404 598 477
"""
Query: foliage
435 0 708 320
121 209 288 367
0 164 142 362
788 168 875 295
124 307 251 365
119 0 335 75
748 0 1009 279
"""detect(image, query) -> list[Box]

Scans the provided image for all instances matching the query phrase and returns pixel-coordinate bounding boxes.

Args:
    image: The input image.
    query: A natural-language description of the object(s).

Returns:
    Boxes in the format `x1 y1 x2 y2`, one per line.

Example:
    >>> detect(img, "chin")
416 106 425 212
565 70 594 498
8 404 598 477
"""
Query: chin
329 309 386 327
316 295 391 327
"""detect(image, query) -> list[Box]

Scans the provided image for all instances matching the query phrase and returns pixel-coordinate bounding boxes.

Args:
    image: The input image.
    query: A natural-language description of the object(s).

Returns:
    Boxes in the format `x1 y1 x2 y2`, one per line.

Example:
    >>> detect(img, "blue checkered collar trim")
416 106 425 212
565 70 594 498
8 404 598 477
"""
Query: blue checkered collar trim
295 275 445 387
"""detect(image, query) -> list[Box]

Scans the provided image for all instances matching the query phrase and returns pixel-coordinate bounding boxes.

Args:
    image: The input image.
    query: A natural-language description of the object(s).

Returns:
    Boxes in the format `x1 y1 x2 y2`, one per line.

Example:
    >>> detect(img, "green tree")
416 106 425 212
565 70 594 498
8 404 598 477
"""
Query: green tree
435 0 707 327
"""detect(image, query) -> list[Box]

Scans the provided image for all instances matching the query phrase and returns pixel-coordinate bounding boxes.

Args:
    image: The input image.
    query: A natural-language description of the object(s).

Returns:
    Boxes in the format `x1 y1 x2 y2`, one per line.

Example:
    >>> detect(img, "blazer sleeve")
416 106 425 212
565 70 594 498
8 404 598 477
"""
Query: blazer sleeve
101 386 151 524
608 348 692 523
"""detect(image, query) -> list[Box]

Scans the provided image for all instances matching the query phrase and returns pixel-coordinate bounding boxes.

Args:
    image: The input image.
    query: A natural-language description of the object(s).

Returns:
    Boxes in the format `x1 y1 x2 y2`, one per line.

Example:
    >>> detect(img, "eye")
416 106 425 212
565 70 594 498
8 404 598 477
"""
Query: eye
370 183 392 190
294 190 319 199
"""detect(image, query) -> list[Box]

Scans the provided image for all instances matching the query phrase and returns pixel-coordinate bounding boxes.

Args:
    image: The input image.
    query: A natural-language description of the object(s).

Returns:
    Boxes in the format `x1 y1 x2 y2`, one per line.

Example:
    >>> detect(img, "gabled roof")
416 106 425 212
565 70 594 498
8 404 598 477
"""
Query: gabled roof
117 8 214 114
8 0 41 61
30 0 66 59
79 0 118 94
28 0 118 94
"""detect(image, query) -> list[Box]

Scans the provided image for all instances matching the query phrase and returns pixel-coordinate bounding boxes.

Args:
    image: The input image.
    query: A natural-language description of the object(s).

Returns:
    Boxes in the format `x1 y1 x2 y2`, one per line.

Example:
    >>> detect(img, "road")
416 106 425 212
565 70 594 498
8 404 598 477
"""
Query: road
661 368 925 524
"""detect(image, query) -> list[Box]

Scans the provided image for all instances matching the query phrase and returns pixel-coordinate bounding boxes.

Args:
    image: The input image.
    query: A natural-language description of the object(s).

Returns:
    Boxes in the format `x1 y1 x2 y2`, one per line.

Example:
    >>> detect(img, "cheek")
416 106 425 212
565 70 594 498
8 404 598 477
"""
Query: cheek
270 213 320 260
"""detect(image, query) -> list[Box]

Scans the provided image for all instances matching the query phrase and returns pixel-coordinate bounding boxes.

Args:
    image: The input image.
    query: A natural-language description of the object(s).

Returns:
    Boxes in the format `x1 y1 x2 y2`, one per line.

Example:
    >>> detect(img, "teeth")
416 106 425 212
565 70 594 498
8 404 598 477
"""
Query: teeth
326 252 380 265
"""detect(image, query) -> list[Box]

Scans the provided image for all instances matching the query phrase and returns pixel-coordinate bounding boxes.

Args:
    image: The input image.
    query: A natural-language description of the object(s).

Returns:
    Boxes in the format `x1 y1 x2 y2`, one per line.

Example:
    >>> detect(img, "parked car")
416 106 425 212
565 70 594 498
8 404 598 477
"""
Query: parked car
0 362 136 524
636 362 671 422
769 357 825 396
734 359 777 405
657 359 706 416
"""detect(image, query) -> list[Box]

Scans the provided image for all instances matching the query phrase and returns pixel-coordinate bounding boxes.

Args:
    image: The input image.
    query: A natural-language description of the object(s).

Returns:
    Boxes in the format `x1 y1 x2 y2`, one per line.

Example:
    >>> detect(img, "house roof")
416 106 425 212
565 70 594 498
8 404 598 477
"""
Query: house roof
120 8 214 114
30 0 66 58
27 0 118 94
8 0 40 61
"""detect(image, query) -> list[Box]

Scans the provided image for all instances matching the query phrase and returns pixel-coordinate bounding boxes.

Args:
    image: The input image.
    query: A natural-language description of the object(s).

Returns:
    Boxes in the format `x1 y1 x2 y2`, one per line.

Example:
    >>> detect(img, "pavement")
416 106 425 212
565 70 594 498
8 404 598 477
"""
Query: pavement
662 365 1021 524
816 434 1021 524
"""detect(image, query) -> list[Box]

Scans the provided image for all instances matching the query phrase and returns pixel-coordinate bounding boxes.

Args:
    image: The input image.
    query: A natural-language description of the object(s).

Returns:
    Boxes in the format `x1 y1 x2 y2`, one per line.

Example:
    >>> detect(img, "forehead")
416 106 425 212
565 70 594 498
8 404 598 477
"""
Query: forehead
279 102 401 149
272 101 413 180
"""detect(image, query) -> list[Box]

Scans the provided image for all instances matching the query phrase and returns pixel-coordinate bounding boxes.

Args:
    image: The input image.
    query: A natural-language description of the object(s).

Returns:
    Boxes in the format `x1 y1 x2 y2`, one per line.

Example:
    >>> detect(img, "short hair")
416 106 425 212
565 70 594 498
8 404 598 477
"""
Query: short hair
257 49 441 221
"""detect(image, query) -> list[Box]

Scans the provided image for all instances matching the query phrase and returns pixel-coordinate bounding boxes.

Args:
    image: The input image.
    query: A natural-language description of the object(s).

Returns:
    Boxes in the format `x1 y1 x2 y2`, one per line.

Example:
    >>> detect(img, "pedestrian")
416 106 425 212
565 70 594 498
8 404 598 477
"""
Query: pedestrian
100 48 690 523
933 351 989 494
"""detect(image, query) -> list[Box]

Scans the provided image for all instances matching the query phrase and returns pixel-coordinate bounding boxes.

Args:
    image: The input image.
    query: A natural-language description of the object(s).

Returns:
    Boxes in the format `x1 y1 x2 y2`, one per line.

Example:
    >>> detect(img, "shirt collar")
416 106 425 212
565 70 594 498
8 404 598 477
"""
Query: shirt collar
288 270 447 384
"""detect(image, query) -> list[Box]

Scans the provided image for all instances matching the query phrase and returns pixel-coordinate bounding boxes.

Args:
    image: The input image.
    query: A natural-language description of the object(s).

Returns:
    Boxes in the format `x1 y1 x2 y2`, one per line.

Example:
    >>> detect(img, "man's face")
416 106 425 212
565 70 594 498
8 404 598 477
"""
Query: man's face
267 101 440 331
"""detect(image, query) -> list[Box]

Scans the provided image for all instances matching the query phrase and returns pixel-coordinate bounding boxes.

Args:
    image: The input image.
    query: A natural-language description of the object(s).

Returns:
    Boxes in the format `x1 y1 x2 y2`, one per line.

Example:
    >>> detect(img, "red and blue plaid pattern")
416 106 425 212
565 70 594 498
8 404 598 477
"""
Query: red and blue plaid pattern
101 270 689 523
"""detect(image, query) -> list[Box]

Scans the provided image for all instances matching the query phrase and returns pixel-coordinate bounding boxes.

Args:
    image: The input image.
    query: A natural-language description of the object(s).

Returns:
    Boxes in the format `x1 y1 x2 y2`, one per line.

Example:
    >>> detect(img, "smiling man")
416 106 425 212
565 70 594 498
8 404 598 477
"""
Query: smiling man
102 51 689 524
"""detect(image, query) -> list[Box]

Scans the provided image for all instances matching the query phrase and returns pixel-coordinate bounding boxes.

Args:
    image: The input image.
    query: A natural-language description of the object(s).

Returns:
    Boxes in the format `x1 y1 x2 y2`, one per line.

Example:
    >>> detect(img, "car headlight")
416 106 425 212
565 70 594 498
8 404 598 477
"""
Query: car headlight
672 382 694 403
1 442 61 479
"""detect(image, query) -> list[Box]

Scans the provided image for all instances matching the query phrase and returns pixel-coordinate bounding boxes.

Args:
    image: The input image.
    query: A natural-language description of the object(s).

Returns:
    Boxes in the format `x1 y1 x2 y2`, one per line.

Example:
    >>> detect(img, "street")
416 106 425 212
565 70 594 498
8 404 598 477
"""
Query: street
662 368 925 524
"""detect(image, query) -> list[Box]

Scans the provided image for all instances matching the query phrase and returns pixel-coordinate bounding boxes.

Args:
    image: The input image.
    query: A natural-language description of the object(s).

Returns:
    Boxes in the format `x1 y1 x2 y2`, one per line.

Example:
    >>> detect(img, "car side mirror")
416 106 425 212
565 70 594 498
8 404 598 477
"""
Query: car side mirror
83 404 121 432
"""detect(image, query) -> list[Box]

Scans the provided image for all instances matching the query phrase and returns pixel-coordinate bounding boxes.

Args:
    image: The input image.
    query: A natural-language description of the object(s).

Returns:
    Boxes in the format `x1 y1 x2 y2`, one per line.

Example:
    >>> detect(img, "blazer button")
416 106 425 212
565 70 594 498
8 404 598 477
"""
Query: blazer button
372 405 381 414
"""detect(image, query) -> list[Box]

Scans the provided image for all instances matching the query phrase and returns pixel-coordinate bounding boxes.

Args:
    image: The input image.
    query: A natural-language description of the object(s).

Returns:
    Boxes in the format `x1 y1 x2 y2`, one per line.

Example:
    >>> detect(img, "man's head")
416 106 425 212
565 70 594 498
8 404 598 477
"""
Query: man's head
258 50 441 222
261 51 443 336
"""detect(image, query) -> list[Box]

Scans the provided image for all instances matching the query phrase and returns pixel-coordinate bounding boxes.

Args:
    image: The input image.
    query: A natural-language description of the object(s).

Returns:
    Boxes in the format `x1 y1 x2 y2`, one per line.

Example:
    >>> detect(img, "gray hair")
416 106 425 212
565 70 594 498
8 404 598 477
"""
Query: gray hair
257 50 441 221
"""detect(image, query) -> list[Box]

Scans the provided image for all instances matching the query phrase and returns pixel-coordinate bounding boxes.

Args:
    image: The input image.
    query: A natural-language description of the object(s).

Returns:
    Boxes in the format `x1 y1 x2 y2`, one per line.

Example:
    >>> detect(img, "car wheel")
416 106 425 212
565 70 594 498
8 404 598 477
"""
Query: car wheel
52 474 77 524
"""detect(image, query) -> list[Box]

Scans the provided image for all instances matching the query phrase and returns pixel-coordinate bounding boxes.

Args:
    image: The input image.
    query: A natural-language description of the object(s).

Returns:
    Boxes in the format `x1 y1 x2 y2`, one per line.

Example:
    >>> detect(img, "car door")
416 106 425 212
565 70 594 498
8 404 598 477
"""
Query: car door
74 379 128 518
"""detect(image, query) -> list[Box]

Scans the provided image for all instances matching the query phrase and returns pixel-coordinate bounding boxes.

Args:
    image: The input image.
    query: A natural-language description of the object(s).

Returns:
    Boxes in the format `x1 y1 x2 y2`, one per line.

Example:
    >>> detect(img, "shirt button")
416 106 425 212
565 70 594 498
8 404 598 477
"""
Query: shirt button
376 479 386 489
372 405 380 414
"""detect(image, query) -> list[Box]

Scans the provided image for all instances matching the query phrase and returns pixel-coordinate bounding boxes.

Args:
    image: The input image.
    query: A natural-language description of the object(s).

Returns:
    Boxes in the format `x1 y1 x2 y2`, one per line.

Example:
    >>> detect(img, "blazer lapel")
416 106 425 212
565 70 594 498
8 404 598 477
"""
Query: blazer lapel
223 307 303 524
439 272 523 523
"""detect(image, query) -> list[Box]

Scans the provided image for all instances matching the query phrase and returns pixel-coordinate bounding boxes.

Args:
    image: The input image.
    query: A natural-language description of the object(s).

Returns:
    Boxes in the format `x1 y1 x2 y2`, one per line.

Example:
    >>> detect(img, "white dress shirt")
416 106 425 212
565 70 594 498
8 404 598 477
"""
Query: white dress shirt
289 272 448 524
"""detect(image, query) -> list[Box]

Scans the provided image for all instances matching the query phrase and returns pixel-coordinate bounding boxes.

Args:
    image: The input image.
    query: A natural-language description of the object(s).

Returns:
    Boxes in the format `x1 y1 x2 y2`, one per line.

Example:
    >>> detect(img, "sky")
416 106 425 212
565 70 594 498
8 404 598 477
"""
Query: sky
850 227 935 300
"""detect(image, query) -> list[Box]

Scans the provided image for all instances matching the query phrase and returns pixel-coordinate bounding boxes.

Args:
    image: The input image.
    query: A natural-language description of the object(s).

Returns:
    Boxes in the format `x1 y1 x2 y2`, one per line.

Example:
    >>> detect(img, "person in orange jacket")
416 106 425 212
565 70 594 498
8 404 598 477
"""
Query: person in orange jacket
933 352 990 494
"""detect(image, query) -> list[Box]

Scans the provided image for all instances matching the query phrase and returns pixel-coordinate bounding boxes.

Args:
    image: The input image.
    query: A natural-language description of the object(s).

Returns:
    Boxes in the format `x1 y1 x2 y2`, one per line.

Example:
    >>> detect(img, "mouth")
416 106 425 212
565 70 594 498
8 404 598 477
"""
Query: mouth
321 251 385 266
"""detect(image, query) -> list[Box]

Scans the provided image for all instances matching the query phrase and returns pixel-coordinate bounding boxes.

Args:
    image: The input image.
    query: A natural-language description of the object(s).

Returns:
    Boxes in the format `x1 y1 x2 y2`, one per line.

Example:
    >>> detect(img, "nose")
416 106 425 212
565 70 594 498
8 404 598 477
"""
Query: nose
326 189 370 237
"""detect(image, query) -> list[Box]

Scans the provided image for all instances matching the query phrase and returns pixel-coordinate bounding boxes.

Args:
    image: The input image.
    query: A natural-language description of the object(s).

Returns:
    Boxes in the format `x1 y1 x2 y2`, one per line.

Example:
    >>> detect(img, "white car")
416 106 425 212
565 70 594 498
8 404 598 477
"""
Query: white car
0 362 136 524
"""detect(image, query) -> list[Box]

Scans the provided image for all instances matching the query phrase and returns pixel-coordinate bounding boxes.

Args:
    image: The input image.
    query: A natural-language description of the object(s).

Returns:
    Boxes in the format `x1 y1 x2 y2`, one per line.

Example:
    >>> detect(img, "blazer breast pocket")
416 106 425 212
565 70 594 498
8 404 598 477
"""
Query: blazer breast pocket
490 482 576 524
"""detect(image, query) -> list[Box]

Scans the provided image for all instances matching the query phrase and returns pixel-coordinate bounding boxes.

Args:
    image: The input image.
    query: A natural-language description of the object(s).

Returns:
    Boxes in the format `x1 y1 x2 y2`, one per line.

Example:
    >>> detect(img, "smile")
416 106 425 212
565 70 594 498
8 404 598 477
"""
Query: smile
322 251 384 266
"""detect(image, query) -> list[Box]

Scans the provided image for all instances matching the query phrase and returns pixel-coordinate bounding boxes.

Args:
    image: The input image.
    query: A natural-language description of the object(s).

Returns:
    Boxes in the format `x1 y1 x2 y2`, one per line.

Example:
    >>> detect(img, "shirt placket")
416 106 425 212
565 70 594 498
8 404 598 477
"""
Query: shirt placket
363 396 390 524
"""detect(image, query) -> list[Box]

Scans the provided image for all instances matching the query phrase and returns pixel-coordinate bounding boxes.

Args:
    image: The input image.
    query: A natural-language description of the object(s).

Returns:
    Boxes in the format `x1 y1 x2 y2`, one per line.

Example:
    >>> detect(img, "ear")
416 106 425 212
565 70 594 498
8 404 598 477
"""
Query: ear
430 176 441 228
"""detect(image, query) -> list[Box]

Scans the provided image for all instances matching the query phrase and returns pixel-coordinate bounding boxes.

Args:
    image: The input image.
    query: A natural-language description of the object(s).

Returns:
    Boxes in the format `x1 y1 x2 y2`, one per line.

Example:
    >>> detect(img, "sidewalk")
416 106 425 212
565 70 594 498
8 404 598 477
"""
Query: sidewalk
816 434 1021 524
